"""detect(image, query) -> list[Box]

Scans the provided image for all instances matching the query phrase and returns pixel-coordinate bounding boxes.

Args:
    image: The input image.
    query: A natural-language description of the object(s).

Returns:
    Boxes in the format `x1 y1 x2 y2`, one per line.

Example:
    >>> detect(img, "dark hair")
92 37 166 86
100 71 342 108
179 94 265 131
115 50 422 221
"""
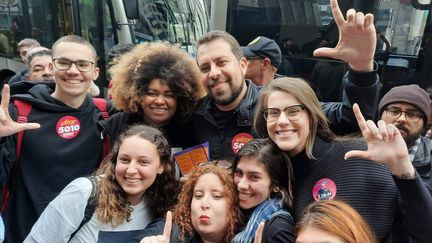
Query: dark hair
52 35 97 61
232 138 294 209
95 125 177 226
107 42 135 61
106 43 135 79
110 42 201 121
196 30 243 61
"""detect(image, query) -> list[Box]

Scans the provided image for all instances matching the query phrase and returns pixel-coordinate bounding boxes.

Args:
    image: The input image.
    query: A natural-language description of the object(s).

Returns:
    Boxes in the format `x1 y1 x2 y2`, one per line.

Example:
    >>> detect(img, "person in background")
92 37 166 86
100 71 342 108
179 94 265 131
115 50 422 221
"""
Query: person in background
296 200 377 243
106 43 135 99
25 125 177 242
8 38 41 84
7 47 55 96
103 42 203 151
241 36 283 86
280 38 300 56
24 47 54 82
378 84 432 189
139 164 242 242
0 33 12 55
232 139 295 243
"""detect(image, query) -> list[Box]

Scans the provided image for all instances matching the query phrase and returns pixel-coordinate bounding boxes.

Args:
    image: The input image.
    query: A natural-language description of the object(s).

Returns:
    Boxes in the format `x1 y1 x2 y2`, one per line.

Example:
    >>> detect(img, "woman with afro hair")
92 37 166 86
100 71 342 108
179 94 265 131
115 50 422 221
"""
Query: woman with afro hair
101 42 204 151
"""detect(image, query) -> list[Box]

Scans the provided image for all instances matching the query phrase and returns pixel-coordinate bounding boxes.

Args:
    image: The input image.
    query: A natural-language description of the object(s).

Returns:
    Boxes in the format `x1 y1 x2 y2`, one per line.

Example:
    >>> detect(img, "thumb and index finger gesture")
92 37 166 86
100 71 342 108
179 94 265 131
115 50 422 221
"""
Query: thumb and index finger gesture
345 104 413 176
0 84 40 138
140 211 172 243
314 0 376 72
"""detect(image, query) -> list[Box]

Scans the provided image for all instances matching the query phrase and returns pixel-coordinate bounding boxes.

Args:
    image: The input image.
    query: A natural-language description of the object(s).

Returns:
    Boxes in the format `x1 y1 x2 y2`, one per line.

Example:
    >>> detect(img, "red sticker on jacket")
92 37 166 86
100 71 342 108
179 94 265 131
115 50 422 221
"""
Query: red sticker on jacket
231 133 253 154
56 116 81 139
312 178 337 201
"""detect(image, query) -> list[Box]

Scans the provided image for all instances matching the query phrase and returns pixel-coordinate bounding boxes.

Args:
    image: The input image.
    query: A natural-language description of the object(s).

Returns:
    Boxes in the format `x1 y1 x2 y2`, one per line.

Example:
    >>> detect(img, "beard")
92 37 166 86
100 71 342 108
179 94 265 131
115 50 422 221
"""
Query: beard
210 78 245 106
396 124 422 147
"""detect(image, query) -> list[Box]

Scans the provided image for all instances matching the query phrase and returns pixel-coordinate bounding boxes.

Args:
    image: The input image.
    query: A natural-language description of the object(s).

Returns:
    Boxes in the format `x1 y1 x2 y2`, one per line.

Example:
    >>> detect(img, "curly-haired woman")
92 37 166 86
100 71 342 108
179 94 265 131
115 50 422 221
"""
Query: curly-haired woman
139 164 242 242
25 125 177 242
101 42 204 150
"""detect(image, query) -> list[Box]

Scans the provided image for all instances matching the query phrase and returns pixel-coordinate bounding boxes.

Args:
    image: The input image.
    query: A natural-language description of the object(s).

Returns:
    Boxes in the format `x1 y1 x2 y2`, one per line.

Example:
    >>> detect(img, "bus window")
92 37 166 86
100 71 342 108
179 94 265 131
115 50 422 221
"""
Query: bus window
131 0 209 55
376 0 430 56
79 0 115 52
0 0 57 56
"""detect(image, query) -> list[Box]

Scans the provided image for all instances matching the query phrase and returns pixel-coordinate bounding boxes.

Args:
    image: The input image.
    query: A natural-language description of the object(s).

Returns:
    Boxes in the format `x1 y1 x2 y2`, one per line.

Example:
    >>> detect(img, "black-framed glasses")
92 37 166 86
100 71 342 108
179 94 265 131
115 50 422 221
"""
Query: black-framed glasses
384 107 423 122
245 56 264 61
53 58 94 72
263 104 305 123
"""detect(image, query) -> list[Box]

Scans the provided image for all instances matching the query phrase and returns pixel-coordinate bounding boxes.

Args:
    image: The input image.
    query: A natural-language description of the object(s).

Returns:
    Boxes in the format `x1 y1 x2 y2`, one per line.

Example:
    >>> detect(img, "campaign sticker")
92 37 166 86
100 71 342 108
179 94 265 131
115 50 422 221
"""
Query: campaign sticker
56 116 81 139
231 133 253 154
312 178 337 201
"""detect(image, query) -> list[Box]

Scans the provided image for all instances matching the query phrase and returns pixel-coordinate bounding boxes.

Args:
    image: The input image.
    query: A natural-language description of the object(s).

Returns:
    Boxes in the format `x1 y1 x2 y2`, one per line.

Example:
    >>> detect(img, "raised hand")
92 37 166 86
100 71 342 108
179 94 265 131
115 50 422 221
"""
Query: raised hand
0 84 40 138
140 211 172 243
253 221 265 243
314 0 376 72
345 104 415 178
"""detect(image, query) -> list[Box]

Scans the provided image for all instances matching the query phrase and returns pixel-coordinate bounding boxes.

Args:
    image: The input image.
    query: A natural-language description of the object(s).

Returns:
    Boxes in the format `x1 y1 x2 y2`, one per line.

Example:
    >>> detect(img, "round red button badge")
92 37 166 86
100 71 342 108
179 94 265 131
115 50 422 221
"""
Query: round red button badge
56 116 81 139
312 178 337 201
231 133 253 154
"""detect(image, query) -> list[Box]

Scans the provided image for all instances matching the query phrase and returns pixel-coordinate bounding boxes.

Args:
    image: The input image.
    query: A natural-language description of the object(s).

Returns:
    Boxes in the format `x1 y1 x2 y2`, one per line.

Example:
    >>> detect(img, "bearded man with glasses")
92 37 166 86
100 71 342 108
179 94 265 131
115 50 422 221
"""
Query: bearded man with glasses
378 84 432 189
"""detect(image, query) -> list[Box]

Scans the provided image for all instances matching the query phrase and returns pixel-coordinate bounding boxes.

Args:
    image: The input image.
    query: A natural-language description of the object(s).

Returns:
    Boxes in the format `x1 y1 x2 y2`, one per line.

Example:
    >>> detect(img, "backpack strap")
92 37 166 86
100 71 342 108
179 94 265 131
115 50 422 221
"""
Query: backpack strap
92 98 111 162
92 98 109 120
13 100 32 158
2 100 33 213
69 176 100 241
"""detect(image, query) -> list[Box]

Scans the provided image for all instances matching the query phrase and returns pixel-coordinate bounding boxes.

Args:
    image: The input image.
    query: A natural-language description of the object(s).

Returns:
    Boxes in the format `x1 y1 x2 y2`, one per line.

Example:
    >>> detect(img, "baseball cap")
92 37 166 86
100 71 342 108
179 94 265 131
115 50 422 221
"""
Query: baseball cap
242 36 282 68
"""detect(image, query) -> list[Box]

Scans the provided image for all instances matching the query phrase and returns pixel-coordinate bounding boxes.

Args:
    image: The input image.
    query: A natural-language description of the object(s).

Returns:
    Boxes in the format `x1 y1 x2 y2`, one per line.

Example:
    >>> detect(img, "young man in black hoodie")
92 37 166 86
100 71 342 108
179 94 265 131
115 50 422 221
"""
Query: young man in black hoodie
0 35 115 242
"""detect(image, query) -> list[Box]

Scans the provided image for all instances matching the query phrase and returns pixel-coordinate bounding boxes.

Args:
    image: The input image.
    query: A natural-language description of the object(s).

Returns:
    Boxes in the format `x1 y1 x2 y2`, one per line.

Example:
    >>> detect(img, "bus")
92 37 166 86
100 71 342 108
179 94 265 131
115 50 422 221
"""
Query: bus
212 0 432 101
0 0 210 91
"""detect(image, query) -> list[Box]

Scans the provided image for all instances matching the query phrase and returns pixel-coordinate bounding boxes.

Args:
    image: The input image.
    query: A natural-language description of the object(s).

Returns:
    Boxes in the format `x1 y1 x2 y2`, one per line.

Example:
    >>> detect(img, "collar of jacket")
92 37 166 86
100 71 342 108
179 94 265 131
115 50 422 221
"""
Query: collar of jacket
195 79 261 126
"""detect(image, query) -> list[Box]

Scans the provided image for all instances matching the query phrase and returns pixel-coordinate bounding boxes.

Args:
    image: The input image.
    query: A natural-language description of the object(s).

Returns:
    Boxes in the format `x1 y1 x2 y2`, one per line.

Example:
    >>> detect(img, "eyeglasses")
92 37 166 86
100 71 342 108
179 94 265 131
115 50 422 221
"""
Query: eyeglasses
384 107 423 122
53 58 94 72
245 56 263 61
263 104 305 123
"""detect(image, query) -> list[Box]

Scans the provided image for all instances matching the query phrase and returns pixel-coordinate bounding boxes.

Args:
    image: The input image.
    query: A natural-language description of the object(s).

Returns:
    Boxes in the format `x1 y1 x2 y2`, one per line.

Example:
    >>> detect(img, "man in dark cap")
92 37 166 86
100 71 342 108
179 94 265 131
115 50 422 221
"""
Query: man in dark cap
242 36 282 86
379 84 432 188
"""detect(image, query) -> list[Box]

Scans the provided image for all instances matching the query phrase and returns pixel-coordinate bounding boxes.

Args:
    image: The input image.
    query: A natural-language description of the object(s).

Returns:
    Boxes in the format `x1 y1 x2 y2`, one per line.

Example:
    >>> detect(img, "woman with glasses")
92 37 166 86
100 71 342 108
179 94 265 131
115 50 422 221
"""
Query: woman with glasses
253 77 432 243
101 42 204 153
232 138 295 243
